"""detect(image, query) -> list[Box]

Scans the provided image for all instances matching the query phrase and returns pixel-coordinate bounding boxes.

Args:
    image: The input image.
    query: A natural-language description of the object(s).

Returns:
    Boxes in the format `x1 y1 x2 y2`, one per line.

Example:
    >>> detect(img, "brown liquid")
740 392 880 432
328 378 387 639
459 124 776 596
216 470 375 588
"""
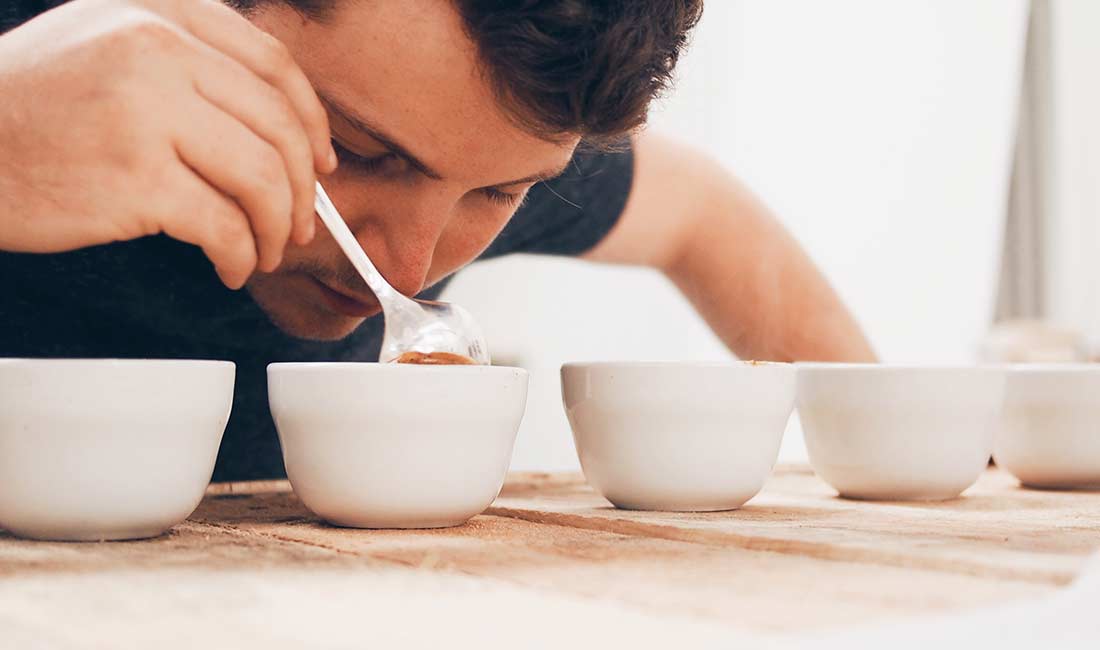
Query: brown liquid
392 351 477 365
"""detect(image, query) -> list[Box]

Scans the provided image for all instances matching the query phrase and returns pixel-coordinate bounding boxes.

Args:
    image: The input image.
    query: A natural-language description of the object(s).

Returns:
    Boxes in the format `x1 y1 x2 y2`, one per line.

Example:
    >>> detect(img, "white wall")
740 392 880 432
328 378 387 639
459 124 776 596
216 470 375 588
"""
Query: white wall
444 0 1028 472
1045 0 1100 337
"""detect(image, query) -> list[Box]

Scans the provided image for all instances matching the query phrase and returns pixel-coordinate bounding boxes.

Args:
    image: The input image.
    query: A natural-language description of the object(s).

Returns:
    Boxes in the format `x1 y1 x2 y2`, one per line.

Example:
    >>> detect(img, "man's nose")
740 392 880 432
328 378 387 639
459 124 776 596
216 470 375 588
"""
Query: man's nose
348 192 454 298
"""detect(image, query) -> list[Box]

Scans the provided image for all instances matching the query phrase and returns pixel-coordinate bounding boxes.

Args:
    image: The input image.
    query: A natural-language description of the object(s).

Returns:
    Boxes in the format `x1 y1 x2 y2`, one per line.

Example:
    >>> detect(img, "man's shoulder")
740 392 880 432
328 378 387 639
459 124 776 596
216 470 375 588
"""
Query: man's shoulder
482 145 636 260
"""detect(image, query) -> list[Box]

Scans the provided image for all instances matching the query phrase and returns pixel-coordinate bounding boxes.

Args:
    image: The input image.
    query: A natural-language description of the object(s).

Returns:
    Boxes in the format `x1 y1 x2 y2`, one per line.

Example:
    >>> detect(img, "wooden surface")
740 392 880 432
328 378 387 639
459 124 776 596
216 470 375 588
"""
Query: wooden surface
1 465 1099 647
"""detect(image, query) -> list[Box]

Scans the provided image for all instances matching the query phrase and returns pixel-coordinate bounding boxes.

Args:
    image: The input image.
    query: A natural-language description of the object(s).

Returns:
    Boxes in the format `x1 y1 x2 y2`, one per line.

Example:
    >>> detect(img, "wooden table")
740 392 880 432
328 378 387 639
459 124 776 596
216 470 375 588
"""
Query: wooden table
2 465 1099 648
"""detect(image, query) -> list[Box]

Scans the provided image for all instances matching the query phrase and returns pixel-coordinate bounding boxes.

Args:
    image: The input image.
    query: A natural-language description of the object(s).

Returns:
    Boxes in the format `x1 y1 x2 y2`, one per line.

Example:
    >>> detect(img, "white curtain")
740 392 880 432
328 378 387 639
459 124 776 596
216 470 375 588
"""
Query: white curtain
1041 1 1100 338
996 0 1051 322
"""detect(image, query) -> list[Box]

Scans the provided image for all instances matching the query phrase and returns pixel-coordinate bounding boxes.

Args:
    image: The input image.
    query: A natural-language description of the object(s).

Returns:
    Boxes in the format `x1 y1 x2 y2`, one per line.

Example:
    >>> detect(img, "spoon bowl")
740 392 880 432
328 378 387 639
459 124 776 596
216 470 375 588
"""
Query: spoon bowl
384 299 489 365
314 182 490 364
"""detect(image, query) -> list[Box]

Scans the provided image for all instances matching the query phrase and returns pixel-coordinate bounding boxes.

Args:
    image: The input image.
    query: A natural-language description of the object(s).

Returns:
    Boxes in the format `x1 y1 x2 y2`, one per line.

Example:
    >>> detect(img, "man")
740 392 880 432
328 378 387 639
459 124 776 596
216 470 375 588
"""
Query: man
0 0 874 481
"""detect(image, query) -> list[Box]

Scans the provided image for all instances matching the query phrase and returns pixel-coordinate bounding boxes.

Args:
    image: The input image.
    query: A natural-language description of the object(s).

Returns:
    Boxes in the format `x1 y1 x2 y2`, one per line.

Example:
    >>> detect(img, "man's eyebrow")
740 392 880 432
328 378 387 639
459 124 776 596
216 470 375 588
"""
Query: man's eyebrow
490 163 571 189
318 92 444 181
319 91 572 189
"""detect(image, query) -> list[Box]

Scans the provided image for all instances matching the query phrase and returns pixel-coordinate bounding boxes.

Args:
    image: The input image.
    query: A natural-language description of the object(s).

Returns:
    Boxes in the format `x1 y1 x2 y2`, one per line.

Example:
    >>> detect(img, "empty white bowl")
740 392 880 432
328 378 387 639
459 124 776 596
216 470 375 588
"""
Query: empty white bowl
995 365 1100 489
561 361 795 511
797 364 1005 501
268 363 528 529
0 359 234 541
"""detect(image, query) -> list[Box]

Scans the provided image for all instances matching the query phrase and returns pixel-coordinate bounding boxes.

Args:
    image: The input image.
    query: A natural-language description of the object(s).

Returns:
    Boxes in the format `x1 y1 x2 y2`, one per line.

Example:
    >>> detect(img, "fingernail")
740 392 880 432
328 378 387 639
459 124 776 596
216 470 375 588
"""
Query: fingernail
327 146 338 171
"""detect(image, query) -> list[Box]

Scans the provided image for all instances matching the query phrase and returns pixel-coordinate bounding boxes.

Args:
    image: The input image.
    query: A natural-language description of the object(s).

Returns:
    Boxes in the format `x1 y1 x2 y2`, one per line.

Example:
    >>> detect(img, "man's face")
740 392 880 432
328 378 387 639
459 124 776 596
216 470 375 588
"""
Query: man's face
245 0 579 340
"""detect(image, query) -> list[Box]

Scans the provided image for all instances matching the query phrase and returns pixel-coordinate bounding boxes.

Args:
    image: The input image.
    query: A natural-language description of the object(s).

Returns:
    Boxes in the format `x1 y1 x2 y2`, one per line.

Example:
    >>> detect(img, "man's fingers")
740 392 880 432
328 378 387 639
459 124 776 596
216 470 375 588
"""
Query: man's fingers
173 99 294 274
161 0 337 174
156 165 259 290
192 47 317 246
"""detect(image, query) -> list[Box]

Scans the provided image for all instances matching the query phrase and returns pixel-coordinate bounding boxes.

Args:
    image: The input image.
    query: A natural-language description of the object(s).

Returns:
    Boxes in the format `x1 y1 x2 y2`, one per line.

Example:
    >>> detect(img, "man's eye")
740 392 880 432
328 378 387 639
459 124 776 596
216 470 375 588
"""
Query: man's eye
483 187 526 208
331 139 394 174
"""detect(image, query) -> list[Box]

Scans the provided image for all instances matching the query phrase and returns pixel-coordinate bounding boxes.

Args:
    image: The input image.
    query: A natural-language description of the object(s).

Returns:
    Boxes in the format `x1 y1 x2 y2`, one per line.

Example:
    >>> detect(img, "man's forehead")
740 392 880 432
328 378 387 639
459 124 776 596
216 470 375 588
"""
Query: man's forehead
285 0 579 184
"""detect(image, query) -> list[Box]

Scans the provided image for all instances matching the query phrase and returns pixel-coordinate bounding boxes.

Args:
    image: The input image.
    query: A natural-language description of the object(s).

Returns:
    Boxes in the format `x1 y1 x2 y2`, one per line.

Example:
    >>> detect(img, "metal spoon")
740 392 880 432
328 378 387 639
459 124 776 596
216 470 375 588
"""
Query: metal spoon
312 182 490 365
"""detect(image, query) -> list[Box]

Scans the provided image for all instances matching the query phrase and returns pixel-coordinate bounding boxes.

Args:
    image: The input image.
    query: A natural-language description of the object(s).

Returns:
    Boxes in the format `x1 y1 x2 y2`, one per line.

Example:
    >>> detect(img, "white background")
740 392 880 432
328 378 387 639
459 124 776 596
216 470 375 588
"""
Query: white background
444 0 1030 472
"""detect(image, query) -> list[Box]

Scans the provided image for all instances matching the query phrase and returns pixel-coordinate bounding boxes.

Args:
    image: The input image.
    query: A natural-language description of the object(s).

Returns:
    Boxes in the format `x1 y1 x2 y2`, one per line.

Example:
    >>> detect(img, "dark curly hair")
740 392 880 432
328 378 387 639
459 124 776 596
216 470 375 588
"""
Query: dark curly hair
228 0 704 146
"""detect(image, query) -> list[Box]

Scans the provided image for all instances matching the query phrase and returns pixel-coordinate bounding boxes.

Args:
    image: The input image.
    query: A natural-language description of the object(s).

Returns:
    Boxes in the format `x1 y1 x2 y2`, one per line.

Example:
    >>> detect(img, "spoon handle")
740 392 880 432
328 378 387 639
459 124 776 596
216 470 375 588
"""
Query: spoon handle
313 181 396 302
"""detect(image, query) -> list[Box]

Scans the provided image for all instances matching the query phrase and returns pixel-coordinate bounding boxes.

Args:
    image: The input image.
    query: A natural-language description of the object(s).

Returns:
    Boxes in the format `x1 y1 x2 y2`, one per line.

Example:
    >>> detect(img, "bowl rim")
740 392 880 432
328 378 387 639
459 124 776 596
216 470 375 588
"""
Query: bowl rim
0 358 234 369
999 363 1100 373
561 360 790 370
267 361 527 376
794 362 1004 373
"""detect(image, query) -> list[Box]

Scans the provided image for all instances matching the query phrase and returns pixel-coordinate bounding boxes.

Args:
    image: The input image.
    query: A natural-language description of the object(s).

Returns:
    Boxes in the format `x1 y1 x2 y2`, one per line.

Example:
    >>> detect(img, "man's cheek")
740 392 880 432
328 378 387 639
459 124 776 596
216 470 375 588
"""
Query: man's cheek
427 223 505 284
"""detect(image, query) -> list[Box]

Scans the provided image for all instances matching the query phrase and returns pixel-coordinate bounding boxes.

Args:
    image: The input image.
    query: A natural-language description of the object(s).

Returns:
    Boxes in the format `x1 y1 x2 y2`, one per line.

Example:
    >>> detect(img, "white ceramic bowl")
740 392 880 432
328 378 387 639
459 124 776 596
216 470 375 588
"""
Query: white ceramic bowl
796 364 1005 501
995 365 1100 489
561 362 795 511
268 363 528 529
0 359 234 541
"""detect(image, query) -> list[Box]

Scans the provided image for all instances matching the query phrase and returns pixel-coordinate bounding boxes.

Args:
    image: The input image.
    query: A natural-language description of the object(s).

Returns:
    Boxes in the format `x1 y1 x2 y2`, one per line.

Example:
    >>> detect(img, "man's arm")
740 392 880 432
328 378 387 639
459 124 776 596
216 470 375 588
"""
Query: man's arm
585 131 876 362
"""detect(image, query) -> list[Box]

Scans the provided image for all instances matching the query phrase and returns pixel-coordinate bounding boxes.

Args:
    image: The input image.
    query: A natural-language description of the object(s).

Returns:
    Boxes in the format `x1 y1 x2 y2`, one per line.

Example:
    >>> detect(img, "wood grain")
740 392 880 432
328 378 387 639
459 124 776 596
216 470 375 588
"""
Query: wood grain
490 466 1100 585
0 464 1095 639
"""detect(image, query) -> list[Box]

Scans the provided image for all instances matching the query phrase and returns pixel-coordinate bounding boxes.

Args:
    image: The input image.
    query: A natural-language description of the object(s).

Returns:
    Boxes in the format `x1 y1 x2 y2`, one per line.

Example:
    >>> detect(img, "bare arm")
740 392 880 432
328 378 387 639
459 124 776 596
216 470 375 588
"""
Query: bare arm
585 131 876 362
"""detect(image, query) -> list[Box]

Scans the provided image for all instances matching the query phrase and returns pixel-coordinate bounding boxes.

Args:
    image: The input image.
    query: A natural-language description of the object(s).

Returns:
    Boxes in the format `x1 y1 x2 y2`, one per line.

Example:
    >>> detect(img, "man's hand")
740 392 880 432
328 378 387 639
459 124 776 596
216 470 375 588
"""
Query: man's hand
586 131 876 362
0 0 337 288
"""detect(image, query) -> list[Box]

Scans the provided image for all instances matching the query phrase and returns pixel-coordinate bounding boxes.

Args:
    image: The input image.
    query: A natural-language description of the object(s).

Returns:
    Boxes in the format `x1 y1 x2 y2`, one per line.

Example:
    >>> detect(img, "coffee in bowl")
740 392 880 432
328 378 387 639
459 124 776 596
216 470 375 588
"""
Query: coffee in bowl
393 351 476 365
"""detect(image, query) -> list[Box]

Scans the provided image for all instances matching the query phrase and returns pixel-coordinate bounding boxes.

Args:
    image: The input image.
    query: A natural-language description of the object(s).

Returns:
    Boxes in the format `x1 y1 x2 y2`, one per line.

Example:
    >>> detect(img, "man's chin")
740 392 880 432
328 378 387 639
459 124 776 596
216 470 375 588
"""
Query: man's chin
245 275 376 341
264 311 369 342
